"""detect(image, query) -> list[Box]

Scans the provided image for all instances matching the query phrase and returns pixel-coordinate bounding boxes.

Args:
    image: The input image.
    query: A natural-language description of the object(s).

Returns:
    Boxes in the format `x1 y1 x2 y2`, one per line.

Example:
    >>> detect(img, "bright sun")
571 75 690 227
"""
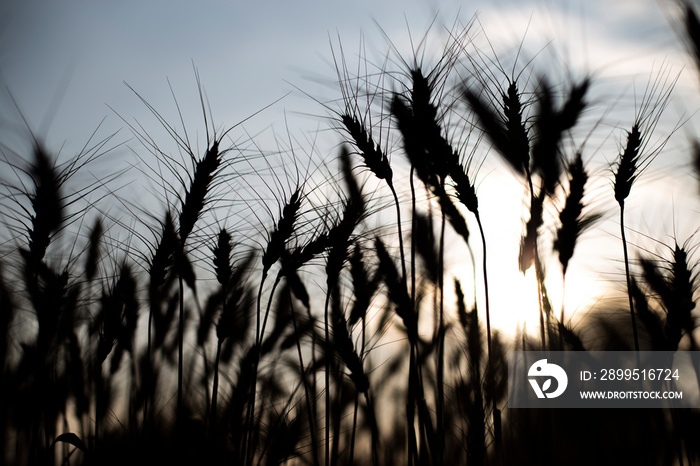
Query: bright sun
488 267 543 338
450 256 599 342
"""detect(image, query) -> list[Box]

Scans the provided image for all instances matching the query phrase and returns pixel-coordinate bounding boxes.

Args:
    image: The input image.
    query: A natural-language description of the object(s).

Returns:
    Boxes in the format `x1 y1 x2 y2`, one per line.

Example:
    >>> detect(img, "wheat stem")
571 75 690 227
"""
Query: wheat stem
287 287 321 466
209 339 222 433
436 199 446 466
620 204 641 352
177 274 185 418
387 180 408 283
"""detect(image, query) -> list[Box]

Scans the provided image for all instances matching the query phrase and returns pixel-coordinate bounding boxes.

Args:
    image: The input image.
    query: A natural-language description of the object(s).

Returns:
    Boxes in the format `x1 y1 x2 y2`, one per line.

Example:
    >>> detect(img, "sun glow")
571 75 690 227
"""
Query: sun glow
450 240 605 343
489 267 544 336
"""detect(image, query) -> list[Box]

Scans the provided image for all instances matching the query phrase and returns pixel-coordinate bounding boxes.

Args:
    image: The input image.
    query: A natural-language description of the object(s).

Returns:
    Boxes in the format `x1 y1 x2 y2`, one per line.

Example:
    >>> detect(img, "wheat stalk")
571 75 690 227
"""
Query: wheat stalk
208 227 232 431
244 188 302 466
554 153 601 322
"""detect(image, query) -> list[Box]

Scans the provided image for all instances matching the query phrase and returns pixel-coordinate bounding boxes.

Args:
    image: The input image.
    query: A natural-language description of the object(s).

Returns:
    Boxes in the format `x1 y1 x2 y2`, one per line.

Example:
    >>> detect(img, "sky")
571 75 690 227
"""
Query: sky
1 0 699 338
1 0 687 150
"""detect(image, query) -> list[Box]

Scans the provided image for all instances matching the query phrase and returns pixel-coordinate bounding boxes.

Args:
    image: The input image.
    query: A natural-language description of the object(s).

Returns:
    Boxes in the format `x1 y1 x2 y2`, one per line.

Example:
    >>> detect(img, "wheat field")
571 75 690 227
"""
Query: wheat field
2 3 700 465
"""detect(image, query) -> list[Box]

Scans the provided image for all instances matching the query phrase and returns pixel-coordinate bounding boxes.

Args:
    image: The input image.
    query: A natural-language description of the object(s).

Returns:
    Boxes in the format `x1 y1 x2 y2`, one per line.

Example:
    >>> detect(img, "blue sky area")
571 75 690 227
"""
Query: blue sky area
0 0 684 150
